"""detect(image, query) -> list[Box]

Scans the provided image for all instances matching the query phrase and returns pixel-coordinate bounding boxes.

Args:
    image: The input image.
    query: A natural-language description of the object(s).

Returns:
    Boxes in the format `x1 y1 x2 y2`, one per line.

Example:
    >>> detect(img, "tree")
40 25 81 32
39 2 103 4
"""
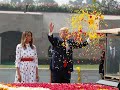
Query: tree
36 0 55 3
11 0 21 3
22 0 34 4
69 0 83 7
98 0 120 11
69 0 98 7
4 0 10 3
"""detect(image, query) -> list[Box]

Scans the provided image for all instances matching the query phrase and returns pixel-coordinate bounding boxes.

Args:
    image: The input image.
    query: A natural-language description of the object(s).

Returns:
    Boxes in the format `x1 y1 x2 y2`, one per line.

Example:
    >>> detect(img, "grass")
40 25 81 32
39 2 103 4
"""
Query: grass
0 64 99 70
74 64 98 70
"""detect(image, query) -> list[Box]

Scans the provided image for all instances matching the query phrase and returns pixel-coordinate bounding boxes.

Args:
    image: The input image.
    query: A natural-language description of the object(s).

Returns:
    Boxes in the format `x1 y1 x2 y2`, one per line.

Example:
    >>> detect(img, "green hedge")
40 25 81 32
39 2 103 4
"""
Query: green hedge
0 3 119 15
102 9 120 15
0 3 72 13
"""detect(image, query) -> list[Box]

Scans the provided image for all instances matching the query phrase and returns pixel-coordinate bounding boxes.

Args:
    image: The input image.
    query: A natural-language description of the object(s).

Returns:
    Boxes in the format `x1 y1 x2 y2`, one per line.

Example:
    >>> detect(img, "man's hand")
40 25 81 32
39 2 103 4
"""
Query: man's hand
68 71 71 74
87 38 91 43
49 22 54 35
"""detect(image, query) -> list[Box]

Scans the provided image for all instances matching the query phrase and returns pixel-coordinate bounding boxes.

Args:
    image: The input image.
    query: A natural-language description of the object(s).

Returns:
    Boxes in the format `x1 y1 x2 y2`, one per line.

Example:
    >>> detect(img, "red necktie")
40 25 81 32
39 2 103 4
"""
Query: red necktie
63 40 67 68
63 58 67 68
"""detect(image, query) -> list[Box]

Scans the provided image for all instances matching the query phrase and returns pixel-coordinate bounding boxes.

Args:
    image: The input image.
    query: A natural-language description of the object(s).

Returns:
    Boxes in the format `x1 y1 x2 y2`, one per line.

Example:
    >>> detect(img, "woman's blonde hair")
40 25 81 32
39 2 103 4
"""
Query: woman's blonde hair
21 31 34 49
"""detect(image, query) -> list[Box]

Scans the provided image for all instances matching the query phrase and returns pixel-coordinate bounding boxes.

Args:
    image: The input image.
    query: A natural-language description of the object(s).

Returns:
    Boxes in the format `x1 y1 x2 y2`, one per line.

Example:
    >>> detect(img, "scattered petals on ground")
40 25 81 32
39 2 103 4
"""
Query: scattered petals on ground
8 83 119 90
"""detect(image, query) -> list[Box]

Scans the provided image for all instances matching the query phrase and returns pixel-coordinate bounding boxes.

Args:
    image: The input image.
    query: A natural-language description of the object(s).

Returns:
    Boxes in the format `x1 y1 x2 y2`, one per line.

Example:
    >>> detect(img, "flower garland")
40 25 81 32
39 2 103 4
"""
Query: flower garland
0 83 50 90
11 83 118 90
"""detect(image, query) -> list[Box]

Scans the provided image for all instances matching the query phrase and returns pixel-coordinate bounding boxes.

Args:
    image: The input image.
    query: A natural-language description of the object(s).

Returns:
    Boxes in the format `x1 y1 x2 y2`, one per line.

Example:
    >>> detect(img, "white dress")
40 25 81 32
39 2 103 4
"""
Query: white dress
14 44 38 83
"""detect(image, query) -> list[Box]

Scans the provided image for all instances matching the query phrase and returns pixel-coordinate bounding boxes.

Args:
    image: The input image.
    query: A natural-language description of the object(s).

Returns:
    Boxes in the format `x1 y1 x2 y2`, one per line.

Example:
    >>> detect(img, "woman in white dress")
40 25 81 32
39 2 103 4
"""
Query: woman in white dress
15 31 39 83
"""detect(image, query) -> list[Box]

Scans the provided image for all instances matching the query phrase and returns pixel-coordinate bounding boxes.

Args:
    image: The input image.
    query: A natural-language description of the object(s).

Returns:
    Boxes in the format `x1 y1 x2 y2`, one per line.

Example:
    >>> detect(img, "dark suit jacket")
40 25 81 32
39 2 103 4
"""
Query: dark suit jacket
48 45 54 71
99 50 105 75
48 34 89 72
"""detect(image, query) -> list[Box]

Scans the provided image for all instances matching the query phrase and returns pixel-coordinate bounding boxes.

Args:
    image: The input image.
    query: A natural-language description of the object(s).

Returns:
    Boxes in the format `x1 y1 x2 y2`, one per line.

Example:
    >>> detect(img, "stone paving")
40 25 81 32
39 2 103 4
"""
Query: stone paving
0 68 100 83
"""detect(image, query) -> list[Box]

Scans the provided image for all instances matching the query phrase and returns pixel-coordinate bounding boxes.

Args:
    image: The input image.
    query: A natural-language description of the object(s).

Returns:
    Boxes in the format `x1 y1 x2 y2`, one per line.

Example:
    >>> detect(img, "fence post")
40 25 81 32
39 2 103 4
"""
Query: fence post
76 67 81 83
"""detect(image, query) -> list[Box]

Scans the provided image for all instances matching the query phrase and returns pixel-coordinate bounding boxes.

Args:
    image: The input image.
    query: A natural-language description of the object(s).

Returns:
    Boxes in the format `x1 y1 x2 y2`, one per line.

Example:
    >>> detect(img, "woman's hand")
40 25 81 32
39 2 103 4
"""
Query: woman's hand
49 22 54 34
36 75 39 82
36 67 39 82
18 74 21 82
17 67 21 82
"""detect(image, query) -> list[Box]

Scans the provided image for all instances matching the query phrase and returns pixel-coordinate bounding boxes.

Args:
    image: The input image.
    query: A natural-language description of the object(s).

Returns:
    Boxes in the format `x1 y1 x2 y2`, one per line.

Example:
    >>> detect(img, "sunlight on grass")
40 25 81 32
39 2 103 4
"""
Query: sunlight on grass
74 64 98 70
0 64 99 70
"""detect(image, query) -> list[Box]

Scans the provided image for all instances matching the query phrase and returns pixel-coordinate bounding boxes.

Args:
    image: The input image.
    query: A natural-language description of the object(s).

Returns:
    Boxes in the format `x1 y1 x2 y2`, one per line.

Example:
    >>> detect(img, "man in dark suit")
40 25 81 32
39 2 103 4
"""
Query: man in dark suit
48 23 91 83
107 39 119 74
24 3 29 13
99 49 105 79
48 45 54 82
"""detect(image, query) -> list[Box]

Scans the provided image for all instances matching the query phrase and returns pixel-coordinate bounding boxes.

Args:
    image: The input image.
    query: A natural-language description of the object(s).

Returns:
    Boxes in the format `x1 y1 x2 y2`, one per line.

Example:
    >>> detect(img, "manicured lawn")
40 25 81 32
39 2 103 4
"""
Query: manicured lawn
74 64 99 70
0 64 99 70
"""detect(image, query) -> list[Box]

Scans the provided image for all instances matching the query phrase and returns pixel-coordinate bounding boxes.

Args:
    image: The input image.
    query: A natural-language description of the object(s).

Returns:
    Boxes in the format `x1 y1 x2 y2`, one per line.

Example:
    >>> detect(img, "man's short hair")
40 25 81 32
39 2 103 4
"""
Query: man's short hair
59 27 69 32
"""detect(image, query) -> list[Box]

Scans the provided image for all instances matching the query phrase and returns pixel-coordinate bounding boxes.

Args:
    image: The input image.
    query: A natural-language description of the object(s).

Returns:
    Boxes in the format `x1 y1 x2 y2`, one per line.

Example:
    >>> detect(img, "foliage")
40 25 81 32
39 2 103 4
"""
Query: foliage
36 0 55 3
0 2 119 15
